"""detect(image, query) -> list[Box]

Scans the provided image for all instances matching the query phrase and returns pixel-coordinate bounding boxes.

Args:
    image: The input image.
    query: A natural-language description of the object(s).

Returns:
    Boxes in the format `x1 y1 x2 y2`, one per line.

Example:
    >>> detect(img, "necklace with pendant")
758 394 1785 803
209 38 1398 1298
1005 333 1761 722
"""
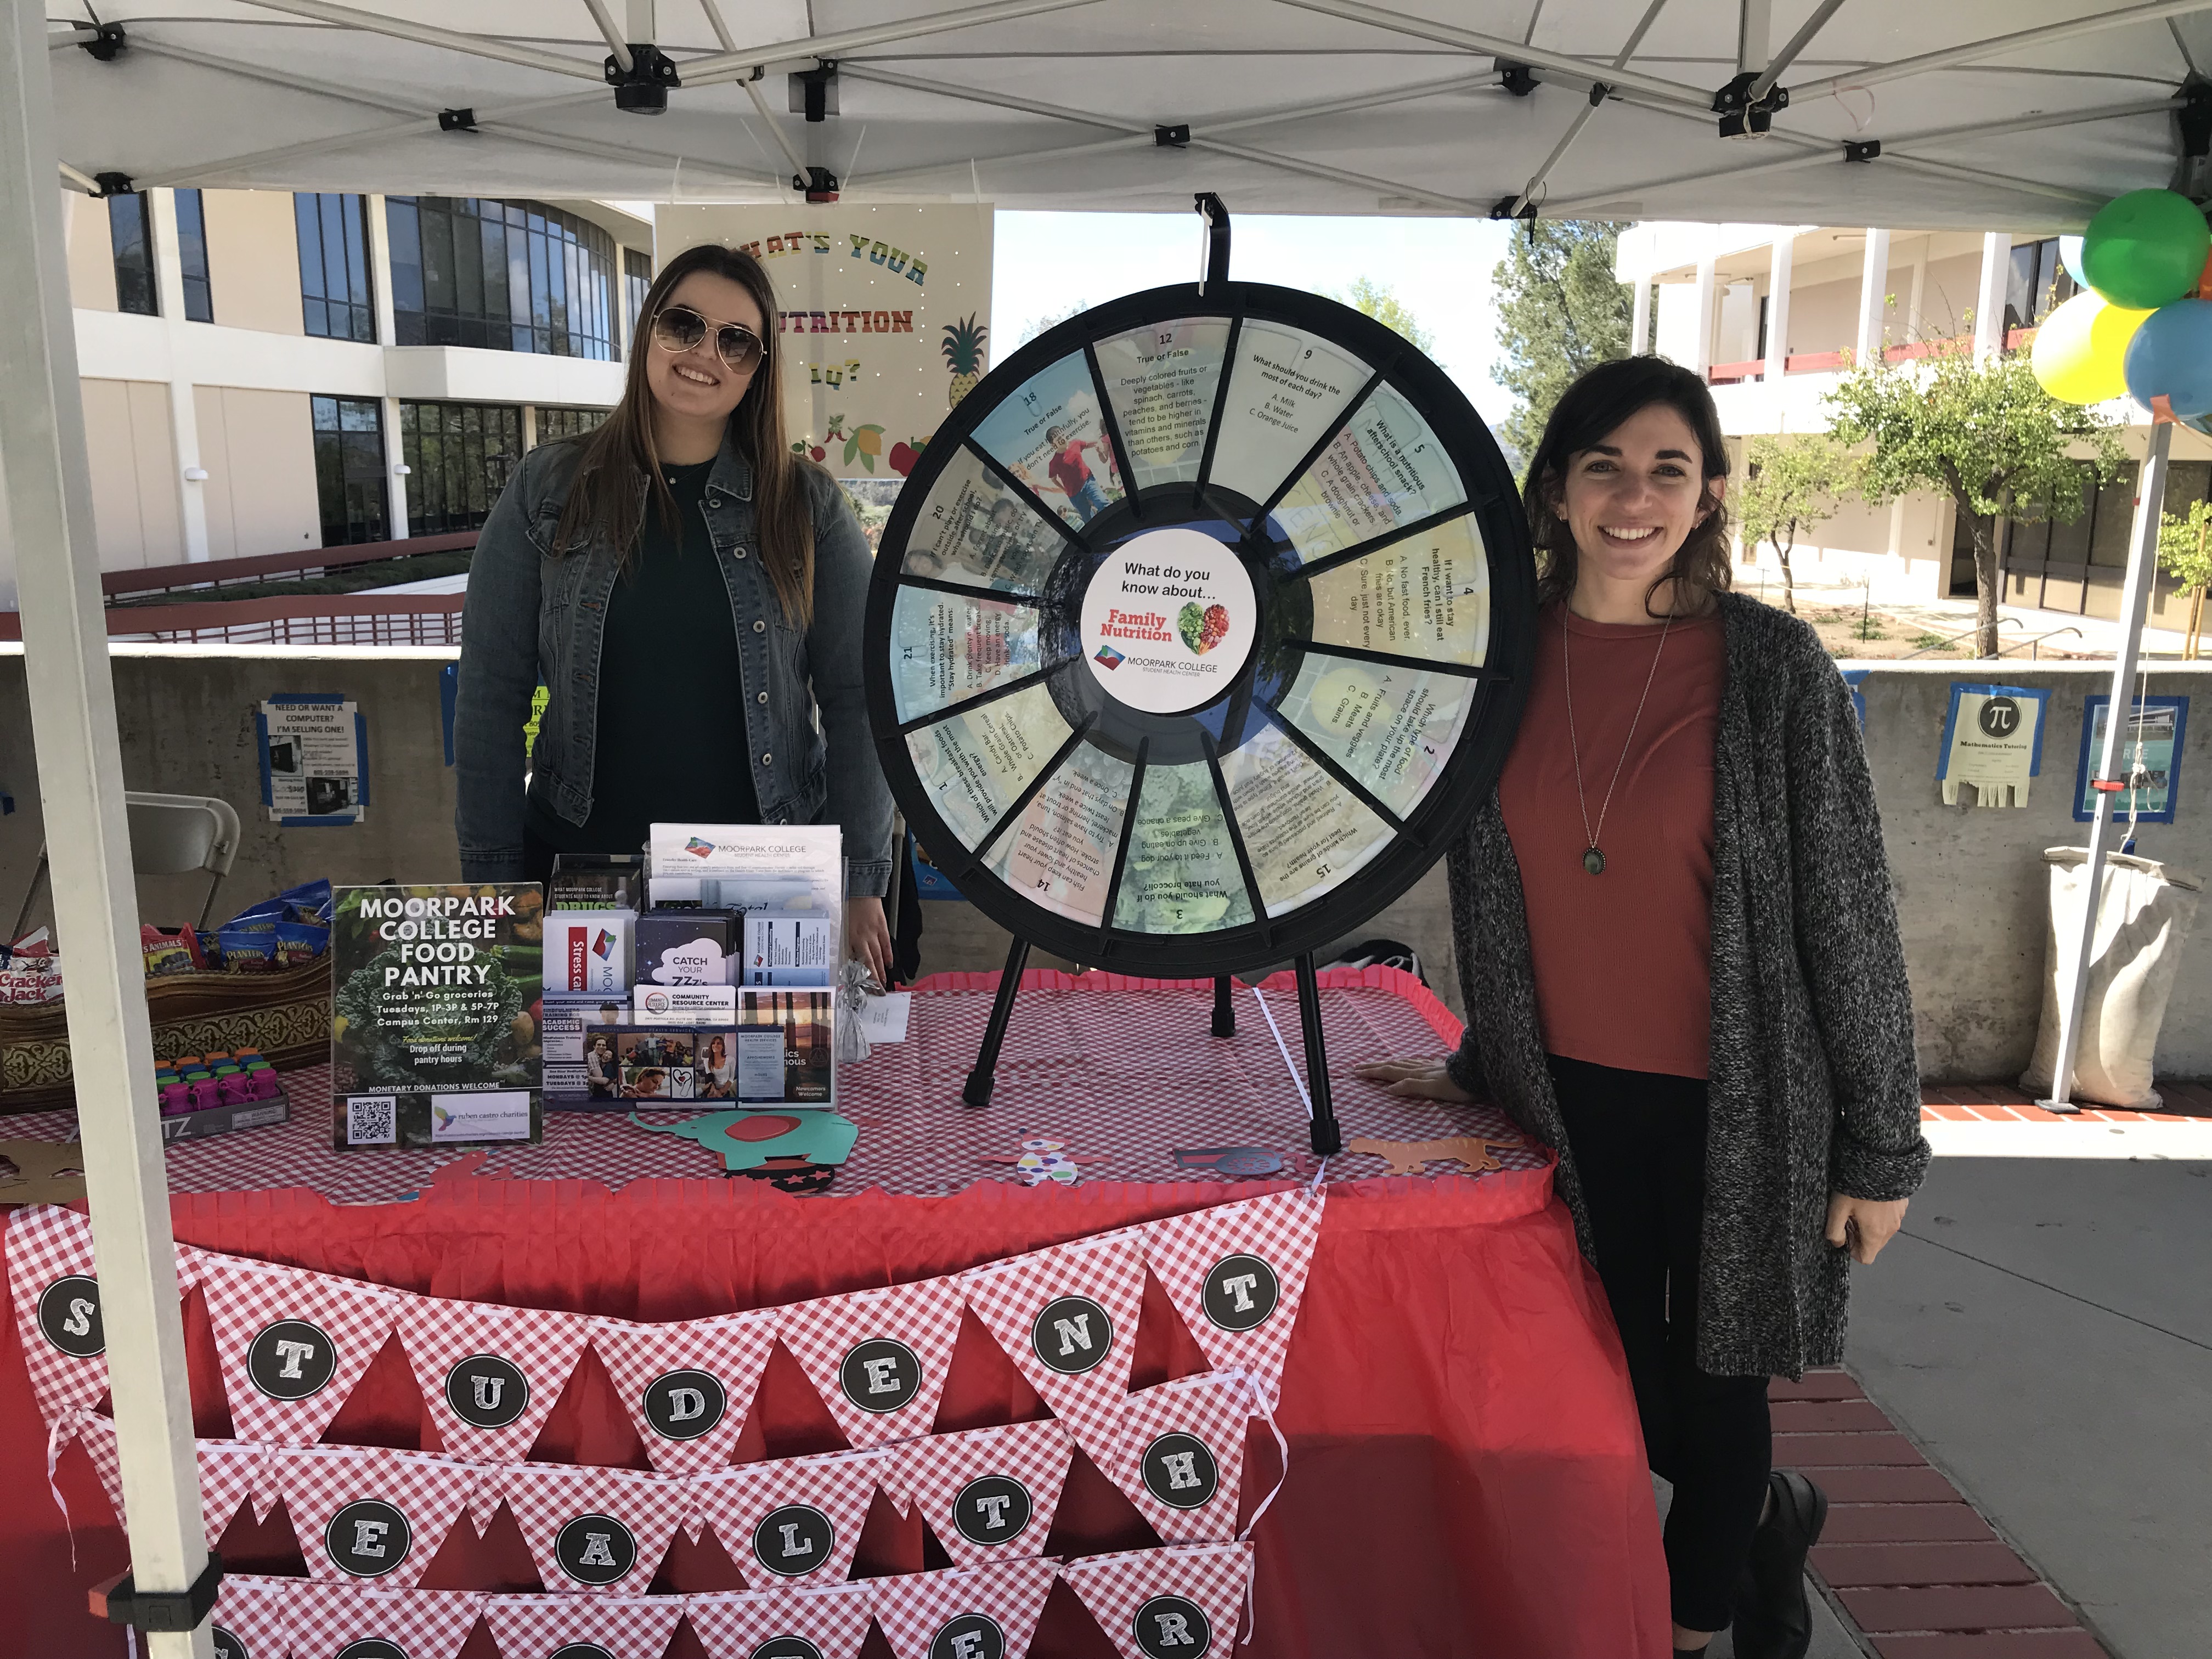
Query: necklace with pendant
1561 604 1675 876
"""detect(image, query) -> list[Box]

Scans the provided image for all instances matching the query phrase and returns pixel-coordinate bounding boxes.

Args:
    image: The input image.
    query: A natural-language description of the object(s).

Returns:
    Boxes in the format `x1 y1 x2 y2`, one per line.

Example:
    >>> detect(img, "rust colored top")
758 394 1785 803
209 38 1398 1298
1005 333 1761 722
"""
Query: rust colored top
1498 603 1726 1080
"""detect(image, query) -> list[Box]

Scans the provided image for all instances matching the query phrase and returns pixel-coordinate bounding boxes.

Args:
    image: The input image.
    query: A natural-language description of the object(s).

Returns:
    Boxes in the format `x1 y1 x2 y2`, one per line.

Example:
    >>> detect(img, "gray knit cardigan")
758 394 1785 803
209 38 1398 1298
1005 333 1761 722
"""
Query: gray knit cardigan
1444 590 1931 1380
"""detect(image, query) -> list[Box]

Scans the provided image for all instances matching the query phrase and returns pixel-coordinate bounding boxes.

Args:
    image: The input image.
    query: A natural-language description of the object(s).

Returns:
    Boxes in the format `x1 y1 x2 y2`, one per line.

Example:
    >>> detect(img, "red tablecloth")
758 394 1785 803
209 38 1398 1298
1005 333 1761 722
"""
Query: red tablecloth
0 973 1670 1658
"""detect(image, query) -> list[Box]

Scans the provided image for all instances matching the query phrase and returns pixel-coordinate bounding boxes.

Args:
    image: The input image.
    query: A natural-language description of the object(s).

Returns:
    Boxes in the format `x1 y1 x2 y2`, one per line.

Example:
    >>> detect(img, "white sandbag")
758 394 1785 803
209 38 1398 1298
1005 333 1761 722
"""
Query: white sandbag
2021 848 2203 1110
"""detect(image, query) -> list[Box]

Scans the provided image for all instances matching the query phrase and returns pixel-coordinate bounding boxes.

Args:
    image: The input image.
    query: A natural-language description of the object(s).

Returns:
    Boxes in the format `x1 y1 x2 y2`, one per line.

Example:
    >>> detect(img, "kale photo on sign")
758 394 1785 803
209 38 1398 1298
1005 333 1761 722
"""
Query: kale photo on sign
330 884 545 1094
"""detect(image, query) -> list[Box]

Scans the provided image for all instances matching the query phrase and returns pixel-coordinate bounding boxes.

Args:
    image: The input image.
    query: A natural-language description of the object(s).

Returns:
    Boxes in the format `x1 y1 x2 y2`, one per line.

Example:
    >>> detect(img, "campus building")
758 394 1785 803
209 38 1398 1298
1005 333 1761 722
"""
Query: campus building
0 186 656 605
1618 221 2212 639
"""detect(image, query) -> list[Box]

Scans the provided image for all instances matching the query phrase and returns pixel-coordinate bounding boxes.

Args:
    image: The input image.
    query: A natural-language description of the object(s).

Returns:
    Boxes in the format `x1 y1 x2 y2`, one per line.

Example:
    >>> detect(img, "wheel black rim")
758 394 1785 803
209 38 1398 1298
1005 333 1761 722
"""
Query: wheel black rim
865 280 1537 977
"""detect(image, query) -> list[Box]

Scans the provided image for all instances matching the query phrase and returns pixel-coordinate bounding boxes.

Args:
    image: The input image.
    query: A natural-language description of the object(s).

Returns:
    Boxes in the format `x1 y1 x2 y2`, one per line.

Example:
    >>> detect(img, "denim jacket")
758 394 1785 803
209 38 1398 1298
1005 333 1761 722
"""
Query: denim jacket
453 424 894 896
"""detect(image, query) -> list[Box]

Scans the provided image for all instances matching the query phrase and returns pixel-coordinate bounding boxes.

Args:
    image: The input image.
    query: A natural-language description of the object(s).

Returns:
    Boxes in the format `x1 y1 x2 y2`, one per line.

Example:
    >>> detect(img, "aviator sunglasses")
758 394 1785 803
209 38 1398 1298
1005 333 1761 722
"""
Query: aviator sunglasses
651 303 765 371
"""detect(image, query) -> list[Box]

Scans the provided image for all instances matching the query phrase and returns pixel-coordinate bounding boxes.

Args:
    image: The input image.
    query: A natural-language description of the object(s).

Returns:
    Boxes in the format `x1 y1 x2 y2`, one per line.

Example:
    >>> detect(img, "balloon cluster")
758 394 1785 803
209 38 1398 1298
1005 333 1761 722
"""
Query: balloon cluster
2032 189 2212 417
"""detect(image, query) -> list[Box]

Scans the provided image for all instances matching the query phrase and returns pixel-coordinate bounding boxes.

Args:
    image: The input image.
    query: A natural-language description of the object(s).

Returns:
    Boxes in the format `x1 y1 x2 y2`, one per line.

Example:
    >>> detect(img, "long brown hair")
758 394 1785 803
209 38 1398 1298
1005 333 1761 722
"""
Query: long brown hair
1523 356 1733 619
553 242 814 625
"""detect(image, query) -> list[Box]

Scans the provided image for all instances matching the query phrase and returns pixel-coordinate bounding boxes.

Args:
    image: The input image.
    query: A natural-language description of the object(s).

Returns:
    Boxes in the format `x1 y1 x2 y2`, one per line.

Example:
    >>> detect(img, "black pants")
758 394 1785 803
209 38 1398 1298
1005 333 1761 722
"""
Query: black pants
1550 1054 1771 1634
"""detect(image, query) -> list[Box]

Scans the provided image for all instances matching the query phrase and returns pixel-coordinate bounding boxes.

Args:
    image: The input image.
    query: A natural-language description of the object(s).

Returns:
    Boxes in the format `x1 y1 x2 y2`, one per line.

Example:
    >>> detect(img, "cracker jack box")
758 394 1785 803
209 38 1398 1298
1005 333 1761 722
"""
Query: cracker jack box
330 884 545 1149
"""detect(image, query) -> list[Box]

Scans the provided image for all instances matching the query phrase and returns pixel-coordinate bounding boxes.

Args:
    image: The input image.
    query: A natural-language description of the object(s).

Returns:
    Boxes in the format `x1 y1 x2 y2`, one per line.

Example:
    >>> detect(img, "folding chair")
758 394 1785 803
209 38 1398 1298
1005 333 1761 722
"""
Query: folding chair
10 792 242 944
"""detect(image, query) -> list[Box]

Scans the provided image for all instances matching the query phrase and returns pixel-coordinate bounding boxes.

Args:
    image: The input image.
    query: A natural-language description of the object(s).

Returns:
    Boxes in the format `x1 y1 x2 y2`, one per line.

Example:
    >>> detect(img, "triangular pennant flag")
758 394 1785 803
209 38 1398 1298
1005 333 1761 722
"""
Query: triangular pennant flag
1104 1375 1254 1547
887 1418 1075 1569
589 1308 778 1476
69 1417 277 1546
280 1576 484 1659
1061 1543 1255 1659
66 1412 125 1531
1140 1190 1324 1409
197 1254 399 1446
497 1458 685 1596
691 1447 882 1588
394 1292 591 1488
958 1231 1147 1468
207 1572 296 1659
270 1442 476 1589
6 1206 111 1423
868 1556 1063 1659
776 1273 966 1454
482 1591 687 1659
684 1582 876 1659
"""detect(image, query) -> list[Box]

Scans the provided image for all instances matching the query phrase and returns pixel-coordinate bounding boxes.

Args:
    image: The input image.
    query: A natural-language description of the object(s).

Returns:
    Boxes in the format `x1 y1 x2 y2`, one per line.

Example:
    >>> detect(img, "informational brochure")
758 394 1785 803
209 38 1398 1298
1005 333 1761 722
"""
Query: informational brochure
1220 722 1393 916
1272 657 1474 817
1206 321 1372 509
2074 695 2188 823
900 444 1067 593
983 741 1136 926
1271 382 1465 563
257 694 368 825
1110 760 1256 934
646 823 843 913
969 350 1127 530
1304 516 1491 666
1094 315 1234 490
889 586 1045 724
904 680 1073 850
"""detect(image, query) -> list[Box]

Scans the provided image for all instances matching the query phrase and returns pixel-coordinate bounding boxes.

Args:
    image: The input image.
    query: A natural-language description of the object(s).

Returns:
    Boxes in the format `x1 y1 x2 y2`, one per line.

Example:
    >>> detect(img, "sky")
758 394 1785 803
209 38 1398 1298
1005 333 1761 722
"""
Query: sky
990 211 1521 428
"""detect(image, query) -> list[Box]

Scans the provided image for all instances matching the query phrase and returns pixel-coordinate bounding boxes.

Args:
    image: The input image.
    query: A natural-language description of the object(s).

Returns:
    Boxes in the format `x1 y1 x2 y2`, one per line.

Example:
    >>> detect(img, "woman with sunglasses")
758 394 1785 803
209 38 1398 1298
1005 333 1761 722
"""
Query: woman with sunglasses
455 243 895 981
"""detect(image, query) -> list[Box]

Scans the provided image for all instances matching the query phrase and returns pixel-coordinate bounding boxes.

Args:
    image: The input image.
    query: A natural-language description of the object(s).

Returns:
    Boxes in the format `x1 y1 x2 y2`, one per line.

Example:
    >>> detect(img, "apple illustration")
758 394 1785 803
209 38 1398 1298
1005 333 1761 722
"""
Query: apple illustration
889 441 918 476
810 445 827 462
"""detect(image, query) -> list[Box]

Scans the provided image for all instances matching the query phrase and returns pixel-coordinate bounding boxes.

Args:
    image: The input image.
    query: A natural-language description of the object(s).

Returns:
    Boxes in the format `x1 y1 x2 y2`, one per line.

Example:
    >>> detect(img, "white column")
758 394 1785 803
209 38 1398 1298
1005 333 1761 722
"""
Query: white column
1905 236 1929 343
1854 226 1892 364
365 193 408 540
0 16 211 1659
1974 230 2011 360
1629 276 1651 356
1764 233 1793 386
147 188 210 562
1691 248 1718 376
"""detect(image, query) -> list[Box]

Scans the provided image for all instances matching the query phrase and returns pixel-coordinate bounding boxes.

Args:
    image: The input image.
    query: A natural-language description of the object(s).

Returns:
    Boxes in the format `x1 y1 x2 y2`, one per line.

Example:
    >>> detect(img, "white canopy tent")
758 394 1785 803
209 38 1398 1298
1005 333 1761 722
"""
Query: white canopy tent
4 2 2203 1647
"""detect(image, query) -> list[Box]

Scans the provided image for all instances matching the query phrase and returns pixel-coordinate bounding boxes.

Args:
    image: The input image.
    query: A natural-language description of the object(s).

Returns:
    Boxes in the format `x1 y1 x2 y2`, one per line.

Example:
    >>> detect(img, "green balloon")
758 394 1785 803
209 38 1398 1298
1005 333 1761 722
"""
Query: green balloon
2080 189 2210 309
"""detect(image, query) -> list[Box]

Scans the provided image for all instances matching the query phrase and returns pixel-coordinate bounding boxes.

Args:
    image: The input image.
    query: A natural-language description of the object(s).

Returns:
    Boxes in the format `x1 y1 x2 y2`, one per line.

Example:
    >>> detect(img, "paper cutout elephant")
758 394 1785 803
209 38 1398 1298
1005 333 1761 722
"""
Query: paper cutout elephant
628 1109 859 1173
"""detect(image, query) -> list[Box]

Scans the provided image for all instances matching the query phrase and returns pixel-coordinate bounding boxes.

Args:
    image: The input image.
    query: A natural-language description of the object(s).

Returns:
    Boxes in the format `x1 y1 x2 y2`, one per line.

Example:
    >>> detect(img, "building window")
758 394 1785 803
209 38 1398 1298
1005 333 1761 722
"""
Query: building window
108 193 157 317
174 189 213 323
385 198 616 359
401 401 524 535
624 247 653 349
296 193 375 342
534 407 610 447
2005 238 2076 335
311 395 388 546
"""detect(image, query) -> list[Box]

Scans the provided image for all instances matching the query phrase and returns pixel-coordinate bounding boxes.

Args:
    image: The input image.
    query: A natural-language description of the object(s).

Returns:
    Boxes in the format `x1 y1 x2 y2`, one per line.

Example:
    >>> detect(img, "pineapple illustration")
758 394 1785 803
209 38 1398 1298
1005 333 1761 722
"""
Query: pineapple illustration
941 313 987 408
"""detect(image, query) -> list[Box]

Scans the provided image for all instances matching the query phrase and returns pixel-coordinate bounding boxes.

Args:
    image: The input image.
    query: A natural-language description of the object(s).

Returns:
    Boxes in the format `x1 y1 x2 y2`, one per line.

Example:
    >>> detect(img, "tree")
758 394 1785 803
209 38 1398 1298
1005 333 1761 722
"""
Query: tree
1489 221 1633 460
1825 342 2123 656
1013 299 1087 347
1737 435 1863 616
1342 276 1435 354
2158 496 2212 660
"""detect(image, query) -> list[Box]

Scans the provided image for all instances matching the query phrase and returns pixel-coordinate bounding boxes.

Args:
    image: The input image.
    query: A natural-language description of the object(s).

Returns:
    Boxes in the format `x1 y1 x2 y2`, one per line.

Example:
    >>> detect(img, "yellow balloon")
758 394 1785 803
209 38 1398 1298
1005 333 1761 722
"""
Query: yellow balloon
2031 291 2153 404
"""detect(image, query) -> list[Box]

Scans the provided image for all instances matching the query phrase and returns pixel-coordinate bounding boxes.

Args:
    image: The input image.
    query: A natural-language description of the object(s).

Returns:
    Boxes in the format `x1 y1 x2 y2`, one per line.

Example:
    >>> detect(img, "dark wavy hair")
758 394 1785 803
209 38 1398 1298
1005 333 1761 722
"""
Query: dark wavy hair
1523 356 1734 618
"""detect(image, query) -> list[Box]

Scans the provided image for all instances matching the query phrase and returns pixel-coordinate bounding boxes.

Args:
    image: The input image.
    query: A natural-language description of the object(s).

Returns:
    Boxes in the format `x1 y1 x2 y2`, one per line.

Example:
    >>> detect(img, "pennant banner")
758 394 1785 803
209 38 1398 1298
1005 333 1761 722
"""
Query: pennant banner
692 1447 882 1588
1105 1375 1255 1547
208 1572 297 1659
960 1231 1147 1469
590 1309 778 1477
776 1273 967 1454
1062 1543 1255 1659
7 1207 116 1424
279 1576 484 1659
869 1556 1062 1659
888 1417 1075 1570
499 1459 685 1597
395 1293 590 1476
482 1591 687 1659
1141 1191 1324 1410
73 1415 280 1548
685 1582 877 1659
272 1442 477 1589
198 1255 399 1446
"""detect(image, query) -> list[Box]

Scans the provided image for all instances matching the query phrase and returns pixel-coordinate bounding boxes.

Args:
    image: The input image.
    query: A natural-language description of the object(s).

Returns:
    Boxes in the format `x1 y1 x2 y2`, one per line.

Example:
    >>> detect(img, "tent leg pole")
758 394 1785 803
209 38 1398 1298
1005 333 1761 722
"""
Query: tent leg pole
1294 953 1342 1155
0 13 210 1654
2041 419 2173 1115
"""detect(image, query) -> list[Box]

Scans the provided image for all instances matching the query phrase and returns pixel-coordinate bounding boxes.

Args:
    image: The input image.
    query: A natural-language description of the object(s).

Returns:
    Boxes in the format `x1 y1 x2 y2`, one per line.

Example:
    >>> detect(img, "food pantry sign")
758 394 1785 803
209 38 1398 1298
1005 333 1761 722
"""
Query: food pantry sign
656 202 994 482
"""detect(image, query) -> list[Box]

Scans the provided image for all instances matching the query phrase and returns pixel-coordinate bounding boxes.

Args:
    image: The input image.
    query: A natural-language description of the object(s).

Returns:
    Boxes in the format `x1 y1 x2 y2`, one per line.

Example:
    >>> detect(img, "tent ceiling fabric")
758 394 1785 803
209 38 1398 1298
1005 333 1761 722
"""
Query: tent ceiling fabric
40 1 2212 229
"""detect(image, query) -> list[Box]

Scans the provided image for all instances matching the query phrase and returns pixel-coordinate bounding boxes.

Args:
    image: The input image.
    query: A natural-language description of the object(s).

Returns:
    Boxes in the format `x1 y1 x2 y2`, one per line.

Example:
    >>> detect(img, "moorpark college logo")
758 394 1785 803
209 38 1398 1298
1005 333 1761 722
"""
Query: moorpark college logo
839 1336 922 1414
444 1353 529 1429
1030 1295 1112 1375
1133 1594 1212 1658
247 1318 337 1400
36 1275 104 1357
1200 1254 1279 1333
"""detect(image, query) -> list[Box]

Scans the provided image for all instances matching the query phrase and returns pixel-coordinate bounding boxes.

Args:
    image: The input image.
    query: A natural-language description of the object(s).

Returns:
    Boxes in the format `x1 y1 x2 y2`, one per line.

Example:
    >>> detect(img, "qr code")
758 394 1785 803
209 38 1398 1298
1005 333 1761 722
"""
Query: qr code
345 1095 397 1146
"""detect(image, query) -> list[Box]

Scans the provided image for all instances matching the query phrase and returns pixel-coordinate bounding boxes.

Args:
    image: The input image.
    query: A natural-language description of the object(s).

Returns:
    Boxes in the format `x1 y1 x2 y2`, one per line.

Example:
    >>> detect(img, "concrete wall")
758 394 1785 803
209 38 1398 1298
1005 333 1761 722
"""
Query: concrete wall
78 379 181 571
1 650 2205 1080
63 190 117 313
204 189 304 337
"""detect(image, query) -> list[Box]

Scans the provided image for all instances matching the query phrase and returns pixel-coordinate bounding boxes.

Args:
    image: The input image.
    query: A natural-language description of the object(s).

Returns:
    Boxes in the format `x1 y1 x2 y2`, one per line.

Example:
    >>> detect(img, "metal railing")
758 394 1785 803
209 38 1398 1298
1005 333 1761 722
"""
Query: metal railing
2002 626 2083 659
1898 617 2025 658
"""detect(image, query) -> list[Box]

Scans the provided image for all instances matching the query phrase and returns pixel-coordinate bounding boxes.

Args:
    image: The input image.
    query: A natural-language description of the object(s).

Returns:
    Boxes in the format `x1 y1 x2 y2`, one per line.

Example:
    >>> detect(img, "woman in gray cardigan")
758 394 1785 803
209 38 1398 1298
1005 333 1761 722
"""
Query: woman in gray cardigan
1359 358 1929 1658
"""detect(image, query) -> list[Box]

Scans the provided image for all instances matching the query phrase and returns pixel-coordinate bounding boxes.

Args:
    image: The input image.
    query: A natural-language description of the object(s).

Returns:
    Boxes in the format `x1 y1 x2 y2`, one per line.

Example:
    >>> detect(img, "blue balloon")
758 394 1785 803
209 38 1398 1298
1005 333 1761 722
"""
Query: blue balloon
2060 234 2086 283
2123 298 2212 417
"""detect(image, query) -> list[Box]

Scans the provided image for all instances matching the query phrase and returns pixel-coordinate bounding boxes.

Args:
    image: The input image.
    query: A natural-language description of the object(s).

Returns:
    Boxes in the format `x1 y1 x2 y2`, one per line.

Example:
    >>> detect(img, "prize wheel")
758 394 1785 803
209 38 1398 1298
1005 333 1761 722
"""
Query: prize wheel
865 281 1536 978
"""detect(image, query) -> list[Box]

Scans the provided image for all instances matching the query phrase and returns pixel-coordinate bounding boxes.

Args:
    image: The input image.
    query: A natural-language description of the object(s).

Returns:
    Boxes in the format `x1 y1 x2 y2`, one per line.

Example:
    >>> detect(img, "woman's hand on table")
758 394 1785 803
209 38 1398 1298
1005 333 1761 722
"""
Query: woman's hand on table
1353 1054 1477 1103
847 895 891 988
1826 1193 1909 1265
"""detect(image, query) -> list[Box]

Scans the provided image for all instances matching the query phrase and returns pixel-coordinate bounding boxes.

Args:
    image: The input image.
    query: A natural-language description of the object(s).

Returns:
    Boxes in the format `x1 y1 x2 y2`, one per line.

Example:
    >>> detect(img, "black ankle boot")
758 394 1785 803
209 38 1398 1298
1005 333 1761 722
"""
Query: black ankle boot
1731 1469 1829 1659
